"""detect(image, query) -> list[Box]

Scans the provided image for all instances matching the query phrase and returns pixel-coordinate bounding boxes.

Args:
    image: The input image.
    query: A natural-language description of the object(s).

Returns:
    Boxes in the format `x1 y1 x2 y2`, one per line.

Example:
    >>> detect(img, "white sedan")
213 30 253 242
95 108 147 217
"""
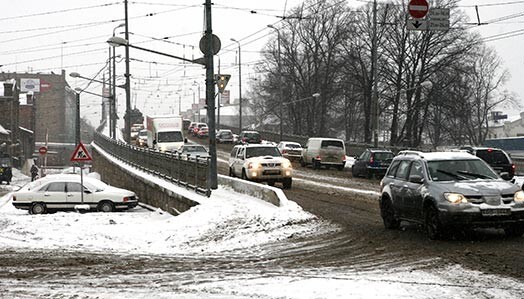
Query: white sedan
12 174 138 214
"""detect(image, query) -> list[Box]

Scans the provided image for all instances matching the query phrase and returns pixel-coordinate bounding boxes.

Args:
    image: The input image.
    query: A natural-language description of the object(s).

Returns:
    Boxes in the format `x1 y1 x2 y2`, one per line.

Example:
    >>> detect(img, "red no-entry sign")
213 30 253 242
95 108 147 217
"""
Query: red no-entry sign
408 0 429 19
39 146 47 155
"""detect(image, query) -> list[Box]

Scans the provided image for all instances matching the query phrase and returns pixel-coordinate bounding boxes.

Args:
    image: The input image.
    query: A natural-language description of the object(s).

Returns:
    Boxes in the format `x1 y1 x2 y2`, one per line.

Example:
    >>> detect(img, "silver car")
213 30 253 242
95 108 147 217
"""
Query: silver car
379 151 524 239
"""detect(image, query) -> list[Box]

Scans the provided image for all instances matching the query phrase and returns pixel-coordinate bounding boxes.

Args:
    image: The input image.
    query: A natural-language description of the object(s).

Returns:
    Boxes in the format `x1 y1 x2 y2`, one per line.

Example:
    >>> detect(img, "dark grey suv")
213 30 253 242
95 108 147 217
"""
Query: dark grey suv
379 151 524 239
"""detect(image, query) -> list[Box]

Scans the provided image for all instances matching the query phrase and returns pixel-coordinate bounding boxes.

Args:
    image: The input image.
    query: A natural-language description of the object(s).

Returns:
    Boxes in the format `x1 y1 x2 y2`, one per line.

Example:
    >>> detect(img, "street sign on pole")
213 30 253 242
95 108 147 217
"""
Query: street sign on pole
428 8 450 31
408 0 429 19
38 146 48 155
407 19 428 30
70 142 92 162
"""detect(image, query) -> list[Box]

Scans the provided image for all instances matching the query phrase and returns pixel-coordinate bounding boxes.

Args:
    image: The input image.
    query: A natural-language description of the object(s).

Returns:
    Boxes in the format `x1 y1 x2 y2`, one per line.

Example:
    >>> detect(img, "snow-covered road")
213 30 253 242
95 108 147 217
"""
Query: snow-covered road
1 169 524 298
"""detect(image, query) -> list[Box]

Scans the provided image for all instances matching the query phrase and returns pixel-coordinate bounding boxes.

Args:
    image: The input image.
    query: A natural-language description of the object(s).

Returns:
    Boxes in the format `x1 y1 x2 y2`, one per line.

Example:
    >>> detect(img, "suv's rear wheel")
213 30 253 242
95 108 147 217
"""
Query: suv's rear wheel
380 198 400 229
300 158 306 167
282 178 292 189
424 205 444 240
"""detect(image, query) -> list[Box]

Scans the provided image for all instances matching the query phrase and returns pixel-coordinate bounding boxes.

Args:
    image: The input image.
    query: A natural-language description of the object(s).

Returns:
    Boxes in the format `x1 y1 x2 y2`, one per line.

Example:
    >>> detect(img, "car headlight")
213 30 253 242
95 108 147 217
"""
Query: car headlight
160 146 167 152
282 160 292 169
444 193 467 204
248 162 261 169
514 190 524 202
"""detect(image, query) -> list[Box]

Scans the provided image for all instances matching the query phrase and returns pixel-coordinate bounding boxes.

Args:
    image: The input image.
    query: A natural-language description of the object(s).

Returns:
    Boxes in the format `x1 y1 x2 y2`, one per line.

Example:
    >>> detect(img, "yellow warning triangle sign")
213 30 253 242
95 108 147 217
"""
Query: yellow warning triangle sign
70 142 92 162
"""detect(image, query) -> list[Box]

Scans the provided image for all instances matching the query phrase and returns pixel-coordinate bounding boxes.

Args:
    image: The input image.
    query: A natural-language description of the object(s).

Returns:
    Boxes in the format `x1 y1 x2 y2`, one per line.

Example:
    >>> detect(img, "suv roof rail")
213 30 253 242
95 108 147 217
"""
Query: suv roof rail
397 150 424 157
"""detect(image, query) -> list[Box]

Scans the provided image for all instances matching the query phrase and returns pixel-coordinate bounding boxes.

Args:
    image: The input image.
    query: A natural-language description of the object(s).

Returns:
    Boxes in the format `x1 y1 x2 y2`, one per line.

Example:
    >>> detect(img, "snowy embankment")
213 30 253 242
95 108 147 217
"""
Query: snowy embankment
0 169 338 255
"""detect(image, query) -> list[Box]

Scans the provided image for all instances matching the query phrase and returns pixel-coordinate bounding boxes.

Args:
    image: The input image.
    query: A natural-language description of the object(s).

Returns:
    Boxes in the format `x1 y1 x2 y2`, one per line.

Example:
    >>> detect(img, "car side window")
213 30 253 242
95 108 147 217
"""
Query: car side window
237 148 245 159
230 147 238 157
45 182 66 192
386 160 400 177
67 182 82 193
395 160 412 180
408 161 424 178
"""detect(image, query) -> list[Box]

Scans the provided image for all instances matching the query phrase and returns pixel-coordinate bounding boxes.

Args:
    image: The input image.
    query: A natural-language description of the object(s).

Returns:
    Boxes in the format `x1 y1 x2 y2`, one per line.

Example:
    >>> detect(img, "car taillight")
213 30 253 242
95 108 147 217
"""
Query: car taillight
123 197 129 202
342 156 346 161
282 150 287 154
487 148 493 153
316 155 321 160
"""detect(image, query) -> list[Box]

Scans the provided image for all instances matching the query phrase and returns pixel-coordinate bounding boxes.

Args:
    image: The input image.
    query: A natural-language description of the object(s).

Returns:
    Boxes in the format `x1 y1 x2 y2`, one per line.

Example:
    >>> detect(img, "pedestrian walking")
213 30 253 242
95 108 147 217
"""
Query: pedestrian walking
30 163 39 181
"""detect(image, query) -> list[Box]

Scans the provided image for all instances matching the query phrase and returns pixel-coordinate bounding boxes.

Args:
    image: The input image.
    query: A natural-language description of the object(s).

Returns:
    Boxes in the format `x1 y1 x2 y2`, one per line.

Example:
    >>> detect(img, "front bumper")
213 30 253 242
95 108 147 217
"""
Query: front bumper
246 168 292 181
438 203 524 227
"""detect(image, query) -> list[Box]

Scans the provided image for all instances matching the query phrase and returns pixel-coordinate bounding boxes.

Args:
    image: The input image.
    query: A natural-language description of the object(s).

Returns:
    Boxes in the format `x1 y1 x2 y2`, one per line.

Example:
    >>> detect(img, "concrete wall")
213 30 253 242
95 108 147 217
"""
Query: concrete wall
91 147 199 216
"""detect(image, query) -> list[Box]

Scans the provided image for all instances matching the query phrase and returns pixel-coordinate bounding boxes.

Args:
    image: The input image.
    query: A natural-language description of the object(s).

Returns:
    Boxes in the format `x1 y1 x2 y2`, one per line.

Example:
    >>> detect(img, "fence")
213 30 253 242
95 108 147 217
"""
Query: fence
93 132 211 196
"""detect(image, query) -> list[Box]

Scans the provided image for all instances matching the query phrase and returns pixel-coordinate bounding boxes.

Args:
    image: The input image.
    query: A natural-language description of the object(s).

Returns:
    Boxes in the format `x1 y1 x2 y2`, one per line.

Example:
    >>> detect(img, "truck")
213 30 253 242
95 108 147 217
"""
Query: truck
146 115 186 152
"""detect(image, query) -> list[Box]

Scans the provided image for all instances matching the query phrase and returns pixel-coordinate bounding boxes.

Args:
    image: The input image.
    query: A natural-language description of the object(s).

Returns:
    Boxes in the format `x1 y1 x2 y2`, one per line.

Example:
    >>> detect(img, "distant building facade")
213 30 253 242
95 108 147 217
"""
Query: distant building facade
0 70 77 144
488 112 524 139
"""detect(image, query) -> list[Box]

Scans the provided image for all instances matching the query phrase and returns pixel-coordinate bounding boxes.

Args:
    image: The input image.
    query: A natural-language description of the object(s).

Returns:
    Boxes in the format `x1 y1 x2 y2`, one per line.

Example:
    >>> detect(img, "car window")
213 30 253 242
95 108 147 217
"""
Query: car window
286 143 301 149
67 182 83 192
427 159 498 181
386 160 400 177
395 160 411 180
476 150 510 165
45 182 66 192
237 147 245 159
375 152 394 161
409 161 424 178
321 140 344 149
230 147 238 157
246 147 281 158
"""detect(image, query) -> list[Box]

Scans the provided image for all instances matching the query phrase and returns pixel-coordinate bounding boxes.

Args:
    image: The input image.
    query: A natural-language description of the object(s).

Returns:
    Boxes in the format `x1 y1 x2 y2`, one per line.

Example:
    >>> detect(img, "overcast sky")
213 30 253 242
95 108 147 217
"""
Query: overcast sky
1 0 523 126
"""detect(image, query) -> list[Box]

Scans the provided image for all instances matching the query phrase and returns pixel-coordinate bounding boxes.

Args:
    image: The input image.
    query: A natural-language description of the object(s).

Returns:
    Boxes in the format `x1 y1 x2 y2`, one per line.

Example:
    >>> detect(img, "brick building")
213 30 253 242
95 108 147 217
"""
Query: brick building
0 70 77 144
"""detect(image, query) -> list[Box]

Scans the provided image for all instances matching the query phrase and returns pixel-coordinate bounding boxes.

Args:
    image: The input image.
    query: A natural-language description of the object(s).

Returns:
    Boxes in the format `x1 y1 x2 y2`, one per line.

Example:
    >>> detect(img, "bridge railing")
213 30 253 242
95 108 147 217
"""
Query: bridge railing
93 132 211 197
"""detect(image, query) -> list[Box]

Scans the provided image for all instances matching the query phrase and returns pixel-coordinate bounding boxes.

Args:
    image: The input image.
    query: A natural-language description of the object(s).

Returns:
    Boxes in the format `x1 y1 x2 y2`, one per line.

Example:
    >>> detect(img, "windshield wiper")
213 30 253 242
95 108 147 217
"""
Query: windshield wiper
436 169 468 180
456 170 492 179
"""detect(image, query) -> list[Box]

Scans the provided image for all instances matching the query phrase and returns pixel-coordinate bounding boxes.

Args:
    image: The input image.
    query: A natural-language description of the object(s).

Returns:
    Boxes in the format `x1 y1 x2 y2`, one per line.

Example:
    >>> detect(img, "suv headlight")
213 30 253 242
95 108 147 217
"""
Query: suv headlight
514 190 524 202
444 193 467 204
248 162 261 170
282 160 292 169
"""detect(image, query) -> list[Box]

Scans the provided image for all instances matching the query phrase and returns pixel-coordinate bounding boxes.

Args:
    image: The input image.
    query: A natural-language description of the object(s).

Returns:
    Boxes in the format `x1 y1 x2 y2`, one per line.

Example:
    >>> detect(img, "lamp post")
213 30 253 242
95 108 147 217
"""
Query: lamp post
112 23 125 139
193 81 201 122
230 38 242 134
267 25 284 141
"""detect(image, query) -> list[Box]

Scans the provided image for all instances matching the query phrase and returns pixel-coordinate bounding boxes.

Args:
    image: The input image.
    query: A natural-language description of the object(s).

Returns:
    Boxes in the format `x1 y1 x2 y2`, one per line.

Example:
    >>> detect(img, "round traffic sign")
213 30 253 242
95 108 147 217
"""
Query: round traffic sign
39 146 48 155
408 0 429 19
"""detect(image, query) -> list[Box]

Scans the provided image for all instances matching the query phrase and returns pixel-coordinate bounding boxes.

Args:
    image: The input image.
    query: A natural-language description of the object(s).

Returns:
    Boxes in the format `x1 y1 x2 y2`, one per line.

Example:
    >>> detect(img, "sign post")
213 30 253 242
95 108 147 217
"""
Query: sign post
70 142 92 206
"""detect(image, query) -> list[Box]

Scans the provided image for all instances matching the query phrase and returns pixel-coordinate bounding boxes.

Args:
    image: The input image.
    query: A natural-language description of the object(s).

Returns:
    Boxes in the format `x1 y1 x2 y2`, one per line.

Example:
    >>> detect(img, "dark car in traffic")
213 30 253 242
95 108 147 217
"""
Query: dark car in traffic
460 146 515 180
237 131 262 144
216 129 234 143
352 148 394 179
379 151 524 239
0 154 12 185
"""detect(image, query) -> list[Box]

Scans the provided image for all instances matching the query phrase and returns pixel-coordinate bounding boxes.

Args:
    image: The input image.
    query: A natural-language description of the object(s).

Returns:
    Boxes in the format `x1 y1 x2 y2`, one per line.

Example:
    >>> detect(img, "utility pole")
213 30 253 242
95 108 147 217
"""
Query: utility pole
372 0 379 148
205 0 217 189
124 0 131 143
108 46 112 137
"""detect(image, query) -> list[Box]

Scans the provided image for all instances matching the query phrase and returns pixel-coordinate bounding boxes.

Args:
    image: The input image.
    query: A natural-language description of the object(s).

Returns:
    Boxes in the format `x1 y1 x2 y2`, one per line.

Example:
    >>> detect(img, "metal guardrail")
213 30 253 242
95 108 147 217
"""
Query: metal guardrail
93 132 211 197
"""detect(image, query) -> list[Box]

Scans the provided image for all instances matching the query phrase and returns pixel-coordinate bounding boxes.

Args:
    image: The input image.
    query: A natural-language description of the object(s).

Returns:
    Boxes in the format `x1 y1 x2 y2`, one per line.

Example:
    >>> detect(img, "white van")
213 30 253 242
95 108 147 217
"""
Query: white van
300 138 346 170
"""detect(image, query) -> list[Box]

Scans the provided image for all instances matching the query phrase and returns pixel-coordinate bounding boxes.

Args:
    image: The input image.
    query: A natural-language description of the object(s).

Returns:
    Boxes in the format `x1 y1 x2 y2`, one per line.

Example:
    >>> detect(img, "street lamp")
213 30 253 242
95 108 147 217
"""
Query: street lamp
267 25 284 141
111 23 125 139
230 38 242 134
70 71 122 139
193 81 201 122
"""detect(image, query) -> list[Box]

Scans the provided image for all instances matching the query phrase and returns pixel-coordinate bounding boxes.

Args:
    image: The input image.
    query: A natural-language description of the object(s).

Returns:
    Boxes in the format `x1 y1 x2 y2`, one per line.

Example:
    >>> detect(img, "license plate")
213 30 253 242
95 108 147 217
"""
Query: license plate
481 208 511 217
263 170 280 175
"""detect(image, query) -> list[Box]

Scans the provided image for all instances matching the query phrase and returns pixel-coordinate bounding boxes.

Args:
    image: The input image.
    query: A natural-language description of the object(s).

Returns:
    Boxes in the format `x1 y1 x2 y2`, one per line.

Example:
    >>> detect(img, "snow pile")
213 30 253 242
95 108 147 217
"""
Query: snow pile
0 175 338 255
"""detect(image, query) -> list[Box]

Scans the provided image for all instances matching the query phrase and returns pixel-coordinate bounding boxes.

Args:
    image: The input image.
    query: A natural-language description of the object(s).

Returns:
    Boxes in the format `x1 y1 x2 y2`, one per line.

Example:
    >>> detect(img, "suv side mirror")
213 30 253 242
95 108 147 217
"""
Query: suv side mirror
500 172 511 180
409 174 424 184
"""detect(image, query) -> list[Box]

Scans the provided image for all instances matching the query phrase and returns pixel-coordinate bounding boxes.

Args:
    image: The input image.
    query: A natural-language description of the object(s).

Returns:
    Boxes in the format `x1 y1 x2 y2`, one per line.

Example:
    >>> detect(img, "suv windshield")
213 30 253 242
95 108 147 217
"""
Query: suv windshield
158 131 183 143
427 159 498 181
321 140 344 148
246 147 281 158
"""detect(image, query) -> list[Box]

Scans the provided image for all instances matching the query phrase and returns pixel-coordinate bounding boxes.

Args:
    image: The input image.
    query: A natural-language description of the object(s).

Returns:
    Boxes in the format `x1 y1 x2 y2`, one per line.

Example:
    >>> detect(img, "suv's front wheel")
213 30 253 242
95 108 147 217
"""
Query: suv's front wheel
424 205 444 240
380 197 400 229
